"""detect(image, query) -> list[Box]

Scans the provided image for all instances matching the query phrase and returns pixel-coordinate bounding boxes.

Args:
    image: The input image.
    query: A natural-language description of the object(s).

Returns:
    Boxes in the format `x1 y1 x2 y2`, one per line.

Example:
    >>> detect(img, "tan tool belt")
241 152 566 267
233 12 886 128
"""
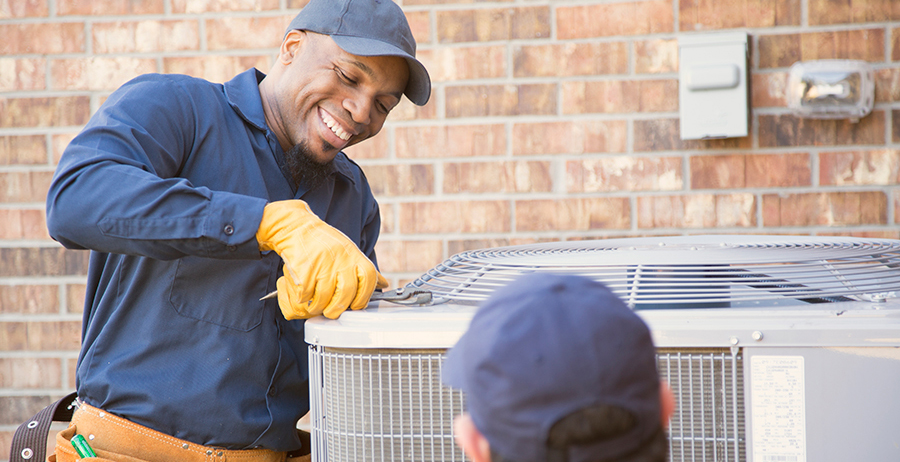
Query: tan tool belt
49 401 308 462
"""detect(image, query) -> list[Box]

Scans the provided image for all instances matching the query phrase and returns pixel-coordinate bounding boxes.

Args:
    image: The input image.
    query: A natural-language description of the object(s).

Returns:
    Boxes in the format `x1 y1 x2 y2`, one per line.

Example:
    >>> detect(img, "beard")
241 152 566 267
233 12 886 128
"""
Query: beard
284 141 334 192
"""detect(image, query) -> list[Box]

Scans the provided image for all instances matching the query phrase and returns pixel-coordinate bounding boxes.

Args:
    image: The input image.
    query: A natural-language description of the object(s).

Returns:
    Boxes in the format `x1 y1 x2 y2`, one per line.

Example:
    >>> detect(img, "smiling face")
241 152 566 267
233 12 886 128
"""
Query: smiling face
261 31 410 164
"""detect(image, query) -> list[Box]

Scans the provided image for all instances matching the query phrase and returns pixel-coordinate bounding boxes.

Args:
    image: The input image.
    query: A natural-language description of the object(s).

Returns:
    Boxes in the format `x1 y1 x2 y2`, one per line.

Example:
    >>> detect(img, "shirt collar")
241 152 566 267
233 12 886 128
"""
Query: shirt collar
225 68 356 185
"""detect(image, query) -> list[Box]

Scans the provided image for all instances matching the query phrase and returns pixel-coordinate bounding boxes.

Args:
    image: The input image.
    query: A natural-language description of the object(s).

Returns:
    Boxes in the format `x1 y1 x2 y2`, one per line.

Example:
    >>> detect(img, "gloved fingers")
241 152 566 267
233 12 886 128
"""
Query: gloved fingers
376 271 389 290
322 271 358 320
307 274 336 318
276 275 313 320
347 259 384 312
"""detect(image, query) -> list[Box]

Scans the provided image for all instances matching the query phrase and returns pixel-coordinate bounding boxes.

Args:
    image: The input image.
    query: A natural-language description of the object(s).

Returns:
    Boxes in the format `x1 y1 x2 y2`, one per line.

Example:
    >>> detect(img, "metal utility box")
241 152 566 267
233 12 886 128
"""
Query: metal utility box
679 32 749 140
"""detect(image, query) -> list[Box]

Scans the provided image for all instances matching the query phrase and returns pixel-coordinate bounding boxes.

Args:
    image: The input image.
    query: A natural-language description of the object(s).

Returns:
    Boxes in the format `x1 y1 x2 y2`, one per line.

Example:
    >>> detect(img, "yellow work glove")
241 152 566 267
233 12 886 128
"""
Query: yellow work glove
256 200 388 320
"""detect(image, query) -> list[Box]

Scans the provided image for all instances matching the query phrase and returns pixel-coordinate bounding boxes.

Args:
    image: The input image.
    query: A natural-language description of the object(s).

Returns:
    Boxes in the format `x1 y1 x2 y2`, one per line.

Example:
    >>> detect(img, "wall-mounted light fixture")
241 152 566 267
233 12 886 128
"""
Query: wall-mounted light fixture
786 60 874 122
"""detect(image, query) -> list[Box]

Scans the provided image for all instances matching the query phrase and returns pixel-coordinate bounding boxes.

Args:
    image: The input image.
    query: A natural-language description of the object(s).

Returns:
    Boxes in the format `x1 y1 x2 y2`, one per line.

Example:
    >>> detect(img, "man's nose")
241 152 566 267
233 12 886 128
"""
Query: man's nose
344 94 372 126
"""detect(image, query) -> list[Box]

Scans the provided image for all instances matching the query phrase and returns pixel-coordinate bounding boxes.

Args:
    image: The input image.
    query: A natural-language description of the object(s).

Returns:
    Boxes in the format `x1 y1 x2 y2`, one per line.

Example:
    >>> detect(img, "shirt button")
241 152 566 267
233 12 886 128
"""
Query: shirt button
227 245 236 252
224 224 234 235
268 387 276 397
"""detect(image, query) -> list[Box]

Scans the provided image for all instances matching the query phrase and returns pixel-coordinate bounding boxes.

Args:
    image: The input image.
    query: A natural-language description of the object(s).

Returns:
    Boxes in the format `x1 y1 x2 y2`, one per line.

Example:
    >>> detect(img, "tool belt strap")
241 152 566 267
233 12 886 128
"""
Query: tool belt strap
9 392 78 462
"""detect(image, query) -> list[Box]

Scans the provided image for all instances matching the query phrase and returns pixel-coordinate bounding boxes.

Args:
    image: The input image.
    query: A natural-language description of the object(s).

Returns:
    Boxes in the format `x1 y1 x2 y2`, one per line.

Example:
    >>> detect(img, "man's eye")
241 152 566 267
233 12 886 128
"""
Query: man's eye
336 68 356 84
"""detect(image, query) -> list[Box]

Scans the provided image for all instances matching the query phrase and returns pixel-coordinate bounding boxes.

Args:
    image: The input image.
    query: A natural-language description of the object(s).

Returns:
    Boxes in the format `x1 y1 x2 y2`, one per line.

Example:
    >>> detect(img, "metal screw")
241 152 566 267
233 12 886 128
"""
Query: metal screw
206 450 213 456
89 434 95 440
729 336 739 346
752 331 764 341
217 451 224 457
182 443 189 450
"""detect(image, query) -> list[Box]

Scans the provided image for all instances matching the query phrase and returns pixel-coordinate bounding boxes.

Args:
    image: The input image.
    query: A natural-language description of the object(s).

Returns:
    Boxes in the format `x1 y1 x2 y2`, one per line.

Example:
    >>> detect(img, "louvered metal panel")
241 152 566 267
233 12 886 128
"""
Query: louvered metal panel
311 346 745 462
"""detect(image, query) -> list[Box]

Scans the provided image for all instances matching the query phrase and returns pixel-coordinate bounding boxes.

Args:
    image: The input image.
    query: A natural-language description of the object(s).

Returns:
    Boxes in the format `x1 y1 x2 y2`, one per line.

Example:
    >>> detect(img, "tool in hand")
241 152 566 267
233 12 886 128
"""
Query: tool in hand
261 286 432 306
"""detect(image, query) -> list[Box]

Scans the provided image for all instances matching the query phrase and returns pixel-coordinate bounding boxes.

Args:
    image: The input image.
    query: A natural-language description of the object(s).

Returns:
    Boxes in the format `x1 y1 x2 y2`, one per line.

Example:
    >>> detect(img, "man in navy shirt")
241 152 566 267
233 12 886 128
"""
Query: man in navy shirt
42 0 430 459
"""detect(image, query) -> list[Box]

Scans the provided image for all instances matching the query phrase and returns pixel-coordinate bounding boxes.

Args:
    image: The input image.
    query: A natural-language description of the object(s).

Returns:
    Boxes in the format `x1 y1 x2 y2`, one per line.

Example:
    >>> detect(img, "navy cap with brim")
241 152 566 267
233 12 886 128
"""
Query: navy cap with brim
286 0 431 106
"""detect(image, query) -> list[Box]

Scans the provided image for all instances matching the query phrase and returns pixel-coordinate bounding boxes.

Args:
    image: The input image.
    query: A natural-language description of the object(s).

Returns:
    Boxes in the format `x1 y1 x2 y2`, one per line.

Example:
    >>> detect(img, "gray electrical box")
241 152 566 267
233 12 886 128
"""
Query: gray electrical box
679 32 749 140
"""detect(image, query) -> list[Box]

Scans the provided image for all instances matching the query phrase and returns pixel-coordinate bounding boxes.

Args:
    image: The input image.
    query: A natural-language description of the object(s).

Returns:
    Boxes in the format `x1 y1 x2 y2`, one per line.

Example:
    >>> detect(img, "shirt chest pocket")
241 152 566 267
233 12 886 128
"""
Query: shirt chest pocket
169 256 276 331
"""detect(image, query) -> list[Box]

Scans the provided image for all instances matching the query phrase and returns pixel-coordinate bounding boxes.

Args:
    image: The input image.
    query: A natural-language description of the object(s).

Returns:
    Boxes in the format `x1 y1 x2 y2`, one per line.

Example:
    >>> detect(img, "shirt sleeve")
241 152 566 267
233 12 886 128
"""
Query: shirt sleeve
46 75 267 261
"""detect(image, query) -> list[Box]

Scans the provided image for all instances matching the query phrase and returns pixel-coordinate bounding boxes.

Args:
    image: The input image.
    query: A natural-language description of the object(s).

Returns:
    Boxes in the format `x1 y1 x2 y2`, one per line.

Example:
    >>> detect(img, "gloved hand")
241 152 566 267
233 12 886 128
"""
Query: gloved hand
256 200 388 319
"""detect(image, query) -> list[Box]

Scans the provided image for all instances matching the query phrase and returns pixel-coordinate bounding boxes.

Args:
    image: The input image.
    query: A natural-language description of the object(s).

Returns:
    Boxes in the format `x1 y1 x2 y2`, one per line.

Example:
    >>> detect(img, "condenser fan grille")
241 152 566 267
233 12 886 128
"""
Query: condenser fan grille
409 236 900 307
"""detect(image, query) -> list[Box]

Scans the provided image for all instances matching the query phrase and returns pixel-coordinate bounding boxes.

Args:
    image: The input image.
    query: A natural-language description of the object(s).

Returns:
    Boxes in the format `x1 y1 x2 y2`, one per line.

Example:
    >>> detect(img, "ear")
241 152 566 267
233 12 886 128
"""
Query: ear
278 30 306 64
659 380 676 429
453 413 493 462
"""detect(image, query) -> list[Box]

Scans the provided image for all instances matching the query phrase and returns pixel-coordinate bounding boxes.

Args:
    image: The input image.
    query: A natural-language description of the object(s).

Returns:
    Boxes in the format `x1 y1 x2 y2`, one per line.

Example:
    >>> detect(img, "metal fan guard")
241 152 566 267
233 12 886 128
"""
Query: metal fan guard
407 235 900 308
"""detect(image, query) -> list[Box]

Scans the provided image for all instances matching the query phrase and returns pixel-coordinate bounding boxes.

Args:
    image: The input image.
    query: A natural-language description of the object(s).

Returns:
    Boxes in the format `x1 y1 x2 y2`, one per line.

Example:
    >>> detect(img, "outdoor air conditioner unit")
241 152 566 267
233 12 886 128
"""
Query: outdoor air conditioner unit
305 235 900 462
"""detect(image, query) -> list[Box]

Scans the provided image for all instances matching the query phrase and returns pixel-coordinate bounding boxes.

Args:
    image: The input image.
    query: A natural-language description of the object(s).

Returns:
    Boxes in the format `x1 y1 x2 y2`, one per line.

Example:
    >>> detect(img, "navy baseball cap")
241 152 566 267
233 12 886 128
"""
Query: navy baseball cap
442 273 662 462
286 0 431 106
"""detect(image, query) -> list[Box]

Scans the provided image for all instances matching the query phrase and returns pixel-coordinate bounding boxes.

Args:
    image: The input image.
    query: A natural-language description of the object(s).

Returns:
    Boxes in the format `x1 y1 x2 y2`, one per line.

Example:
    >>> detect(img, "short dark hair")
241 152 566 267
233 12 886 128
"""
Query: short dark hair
489 405 668 462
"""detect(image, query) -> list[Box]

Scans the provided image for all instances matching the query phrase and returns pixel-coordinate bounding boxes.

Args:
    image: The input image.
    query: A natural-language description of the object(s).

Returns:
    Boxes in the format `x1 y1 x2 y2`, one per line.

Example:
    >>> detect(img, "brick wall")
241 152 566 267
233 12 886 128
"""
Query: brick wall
1 0 899 458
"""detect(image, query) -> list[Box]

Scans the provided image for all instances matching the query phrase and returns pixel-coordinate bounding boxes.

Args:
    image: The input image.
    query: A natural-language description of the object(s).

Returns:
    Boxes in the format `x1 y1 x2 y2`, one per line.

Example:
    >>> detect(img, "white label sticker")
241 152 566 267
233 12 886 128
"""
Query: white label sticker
750 355 806 462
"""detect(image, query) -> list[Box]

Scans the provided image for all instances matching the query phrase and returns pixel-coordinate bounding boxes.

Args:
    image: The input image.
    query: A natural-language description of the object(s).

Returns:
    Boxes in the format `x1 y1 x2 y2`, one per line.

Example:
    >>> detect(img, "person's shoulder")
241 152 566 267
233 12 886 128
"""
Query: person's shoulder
122 73 221 93
333 152 372 188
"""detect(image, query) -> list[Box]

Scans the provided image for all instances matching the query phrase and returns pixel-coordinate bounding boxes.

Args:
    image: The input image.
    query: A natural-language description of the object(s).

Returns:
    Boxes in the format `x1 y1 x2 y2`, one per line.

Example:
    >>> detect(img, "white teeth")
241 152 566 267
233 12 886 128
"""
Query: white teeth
321 111 351 141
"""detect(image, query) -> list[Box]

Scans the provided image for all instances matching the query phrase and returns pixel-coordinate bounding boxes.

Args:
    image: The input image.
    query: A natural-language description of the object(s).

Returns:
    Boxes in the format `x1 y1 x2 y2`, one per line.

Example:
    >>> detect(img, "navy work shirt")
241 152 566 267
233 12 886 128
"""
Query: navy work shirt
45 69 381 451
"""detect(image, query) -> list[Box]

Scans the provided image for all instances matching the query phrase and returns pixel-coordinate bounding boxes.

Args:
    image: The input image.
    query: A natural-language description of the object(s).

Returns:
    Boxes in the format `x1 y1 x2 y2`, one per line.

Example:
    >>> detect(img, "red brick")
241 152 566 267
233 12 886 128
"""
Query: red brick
557 1 673 39
819 230 900 239
512 121 627 156
206 16 290 51
514 43 628 77
342 129 390 160
0 171 54 203
893 28 900 61
399 201 511 234
562 79 678 114
444 161 552 194
0 321 81 351
436 6 550 43
763 191 887 226
894 110 900 143
567 156 683 192
422 46 506 82
407 0 513 4
365 164 434 196
172 0 278 13
0 23 84 54
516 198 631 231
0 396 56 426
875 68 900 103
637 194 756 228
635 39 678 74
0 135 47 165
809 0 900 25
691 153 810 189
58 0 163 15
0 58 46 91
0 285 58 315
373 240 443 273
66 284 86 314
758 112 885 147
633 119 751 152
396 124 506 158
819 150 900 186
0 209 50 240
93 20 200 53
0 0 48 17
380 203 395 235
406 10 431 46
446 238 546 256
0 248 89 277
0 358 62 388
446 84 555 117
751 72 788 108
759 30 885 69
52 134 77 166
50 57 156 91
383 96 438 122
680 0 800 31
163 55 272 84
746 153 811 187
0 96 90 128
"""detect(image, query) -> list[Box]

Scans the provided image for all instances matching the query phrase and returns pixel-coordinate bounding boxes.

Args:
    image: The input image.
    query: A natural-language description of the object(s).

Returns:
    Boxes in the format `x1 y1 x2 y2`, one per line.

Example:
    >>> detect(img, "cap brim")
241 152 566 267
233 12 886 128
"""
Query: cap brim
332 35 431 106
